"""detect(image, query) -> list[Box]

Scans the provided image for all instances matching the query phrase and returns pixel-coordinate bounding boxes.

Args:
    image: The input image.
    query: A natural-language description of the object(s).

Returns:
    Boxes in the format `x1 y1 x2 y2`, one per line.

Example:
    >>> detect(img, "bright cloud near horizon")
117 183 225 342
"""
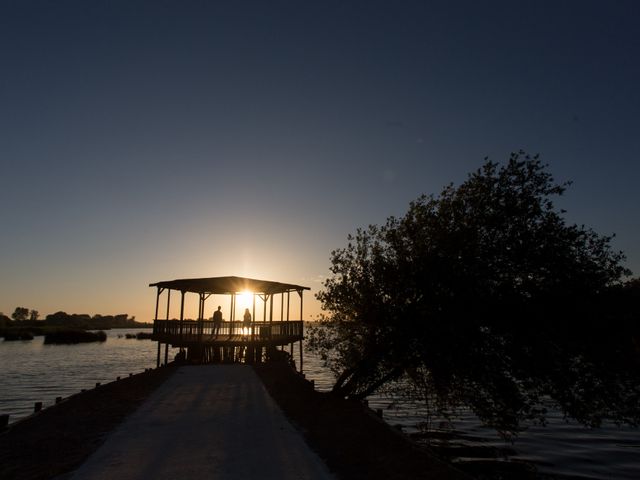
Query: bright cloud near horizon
1 1 639 323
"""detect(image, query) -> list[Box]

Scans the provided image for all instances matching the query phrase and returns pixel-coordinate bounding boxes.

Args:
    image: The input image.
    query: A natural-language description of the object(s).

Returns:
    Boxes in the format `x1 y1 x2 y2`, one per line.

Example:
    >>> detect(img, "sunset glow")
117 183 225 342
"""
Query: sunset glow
0 1 638 327
0 4 638 479
236 291 254 312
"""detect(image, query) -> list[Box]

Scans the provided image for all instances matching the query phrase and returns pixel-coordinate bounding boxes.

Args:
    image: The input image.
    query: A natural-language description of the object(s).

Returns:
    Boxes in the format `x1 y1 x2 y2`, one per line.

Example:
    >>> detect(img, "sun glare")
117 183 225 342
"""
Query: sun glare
236 290 253 311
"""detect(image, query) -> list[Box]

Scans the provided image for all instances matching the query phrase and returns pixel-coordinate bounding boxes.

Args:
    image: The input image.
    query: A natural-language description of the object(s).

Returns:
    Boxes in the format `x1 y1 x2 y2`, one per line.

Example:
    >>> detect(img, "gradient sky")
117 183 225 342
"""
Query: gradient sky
1 1 639 322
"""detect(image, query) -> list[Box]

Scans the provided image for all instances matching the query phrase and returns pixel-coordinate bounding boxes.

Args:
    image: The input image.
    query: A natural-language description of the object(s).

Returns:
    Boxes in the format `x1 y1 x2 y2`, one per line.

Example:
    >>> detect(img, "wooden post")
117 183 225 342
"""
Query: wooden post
230 293 236 335
198 292 204 342
263 295 267 322
203 292 210 336
252 293 256 341
269 294 274 340
287 290 291 346
164 343 169 365
299 289 303 322
179 290 185 341
154 287 161 340
156 340 161 367
154 287 161 321
165 289 171 353
166 289 171 320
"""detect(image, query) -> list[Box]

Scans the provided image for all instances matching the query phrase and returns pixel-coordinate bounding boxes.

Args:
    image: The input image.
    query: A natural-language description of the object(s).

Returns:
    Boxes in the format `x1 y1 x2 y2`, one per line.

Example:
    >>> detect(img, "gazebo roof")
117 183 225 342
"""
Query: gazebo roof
149 276 310 295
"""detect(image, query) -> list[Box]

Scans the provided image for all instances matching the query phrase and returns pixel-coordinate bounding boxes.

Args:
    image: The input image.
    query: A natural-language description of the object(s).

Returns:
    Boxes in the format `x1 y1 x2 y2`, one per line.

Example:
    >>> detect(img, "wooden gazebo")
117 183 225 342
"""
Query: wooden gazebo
150 276 309 369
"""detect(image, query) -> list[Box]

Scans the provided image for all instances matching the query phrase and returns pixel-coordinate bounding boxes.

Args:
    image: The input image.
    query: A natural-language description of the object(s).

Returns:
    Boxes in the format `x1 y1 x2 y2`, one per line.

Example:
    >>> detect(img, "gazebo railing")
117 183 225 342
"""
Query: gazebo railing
153 319 303 340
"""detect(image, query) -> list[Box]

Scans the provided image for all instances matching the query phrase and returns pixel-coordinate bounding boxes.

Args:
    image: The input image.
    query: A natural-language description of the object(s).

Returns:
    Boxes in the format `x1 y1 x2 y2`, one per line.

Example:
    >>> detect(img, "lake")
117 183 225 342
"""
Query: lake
1 329 638 479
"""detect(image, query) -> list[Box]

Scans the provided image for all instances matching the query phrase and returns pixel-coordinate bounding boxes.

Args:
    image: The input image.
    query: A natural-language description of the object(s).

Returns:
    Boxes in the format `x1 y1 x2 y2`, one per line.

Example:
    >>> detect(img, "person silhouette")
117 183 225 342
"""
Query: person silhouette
243 308 252 335
213 306 223 337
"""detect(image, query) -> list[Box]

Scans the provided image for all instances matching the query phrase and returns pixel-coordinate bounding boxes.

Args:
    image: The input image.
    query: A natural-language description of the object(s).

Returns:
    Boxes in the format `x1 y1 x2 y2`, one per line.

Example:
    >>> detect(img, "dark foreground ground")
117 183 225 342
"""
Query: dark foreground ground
0 362 467 480
0 367 177 480
253 361 469 480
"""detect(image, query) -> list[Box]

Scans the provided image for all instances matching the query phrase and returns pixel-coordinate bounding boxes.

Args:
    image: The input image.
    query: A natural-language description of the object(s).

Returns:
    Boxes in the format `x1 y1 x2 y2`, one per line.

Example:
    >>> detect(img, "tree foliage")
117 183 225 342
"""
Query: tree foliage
11 307 29 322
309 152 639 435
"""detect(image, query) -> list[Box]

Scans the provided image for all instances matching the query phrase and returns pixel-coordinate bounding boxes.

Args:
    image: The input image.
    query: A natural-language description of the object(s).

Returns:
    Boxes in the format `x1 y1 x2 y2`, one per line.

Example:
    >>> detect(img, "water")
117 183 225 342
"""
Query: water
1 332 639 479
300 344 640 480
0 329 157 422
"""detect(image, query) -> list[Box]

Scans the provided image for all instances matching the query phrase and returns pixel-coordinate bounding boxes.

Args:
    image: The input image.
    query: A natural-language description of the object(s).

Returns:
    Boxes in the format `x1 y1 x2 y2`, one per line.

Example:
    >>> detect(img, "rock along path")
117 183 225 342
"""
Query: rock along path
70 365 334 480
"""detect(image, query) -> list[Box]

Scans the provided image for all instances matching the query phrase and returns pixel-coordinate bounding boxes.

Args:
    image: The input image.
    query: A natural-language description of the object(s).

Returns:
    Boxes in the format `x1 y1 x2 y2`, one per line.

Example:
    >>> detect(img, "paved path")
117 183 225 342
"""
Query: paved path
70 365 334 480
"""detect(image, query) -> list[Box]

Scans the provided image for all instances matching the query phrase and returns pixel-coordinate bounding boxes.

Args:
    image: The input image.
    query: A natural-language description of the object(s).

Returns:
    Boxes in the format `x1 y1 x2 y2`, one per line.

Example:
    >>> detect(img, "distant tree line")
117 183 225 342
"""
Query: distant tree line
0 308 150 331
5 307 39 322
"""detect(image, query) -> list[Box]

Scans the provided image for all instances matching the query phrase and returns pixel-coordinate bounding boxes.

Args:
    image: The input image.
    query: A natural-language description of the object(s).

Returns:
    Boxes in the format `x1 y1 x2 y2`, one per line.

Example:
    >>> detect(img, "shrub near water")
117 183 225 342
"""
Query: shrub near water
123 332 152 339
3 330 34 341
44 330 107 344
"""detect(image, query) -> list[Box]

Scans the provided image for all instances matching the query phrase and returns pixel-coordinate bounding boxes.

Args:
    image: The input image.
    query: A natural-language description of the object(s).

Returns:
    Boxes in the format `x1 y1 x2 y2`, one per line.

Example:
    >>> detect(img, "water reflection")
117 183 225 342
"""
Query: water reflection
299 340 640 480
0 329 157 423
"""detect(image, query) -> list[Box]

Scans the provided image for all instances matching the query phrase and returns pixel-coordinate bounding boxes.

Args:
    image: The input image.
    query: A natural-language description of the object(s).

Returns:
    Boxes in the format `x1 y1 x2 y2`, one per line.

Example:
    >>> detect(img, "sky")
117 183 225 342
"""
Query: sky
1 1 639 322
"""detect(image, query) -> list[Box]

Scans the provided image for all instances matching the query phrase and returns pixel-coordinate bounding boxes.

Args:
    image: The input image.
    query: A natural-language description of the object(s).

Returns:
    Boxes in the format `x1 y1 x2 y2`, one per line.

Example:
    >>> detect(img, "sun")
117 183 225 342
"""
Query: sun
236 290 253 311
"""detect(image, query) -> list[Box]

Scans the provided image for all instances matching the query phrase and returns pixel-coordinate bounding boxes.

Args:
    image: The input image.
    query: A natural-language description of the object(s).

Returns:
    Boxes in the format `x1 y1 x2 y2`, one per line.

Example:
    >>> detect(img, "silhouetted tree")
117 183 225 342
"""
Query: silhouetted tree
309 151 639 435
29 309 39 321
11 307 29 322
45 311 71 325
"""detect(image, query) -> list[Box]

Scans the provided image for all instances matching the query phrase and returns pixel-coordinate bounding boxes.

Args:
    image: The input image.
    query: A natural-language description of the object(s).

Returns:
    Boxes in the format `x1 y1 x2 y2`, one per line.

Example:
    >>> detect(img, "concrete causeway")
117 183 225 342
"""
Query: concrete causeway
70 365 335 480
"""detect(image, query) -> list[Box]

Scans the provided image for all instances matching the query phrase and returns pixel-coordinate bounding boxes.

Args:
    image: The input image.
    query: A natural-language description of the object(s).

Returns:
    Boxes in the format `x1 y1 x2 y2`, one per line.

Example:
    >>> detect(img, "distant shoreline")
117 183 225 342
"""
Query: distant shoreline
0 311 151 337
1 323 152 340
